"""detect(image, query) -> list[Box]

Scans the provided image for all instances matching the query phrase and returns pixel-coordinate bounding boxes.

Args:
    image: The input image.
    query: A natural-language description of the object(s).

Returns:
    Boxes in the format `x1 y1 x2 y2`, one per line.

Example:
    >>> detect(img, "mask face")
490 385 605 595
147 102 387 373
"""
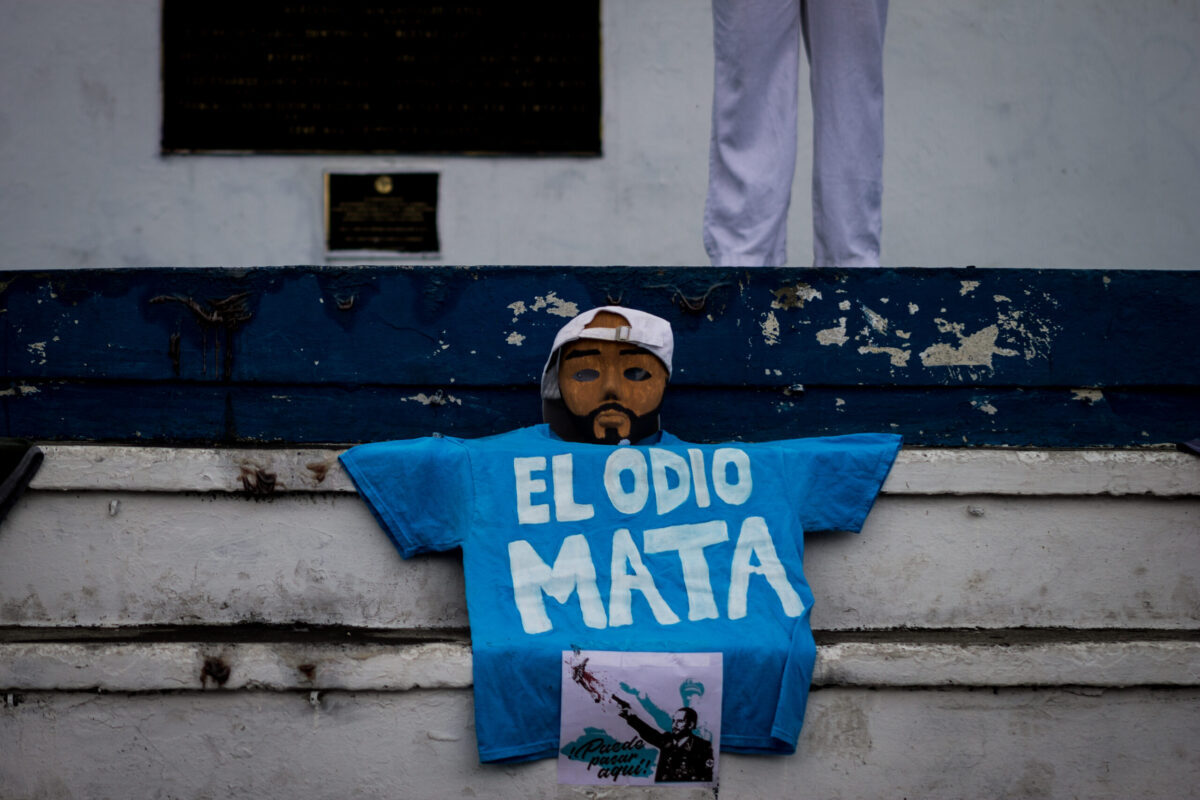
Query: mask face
557 312 668 444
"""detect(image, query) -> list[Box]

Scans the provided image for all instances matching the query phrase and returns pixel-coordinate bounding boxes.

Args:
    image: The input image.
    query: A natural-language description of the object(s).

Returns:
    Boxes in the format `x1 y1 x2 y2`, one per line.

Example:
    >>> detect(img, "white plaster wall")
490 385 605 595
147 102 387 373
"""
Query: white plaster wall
3 689 1198 800
0 445 1197 798
4 490 1199 631
1 1 1198 269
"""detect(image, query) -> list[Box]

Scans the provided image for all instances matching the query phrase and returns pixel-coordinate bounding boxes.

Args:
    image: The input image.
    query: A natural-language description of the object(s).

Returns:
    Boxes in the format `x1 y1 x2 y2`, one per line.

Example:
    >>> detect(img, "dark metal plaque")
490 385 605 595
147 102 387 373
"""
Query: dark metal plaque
162 1 601 154
325 173 439 253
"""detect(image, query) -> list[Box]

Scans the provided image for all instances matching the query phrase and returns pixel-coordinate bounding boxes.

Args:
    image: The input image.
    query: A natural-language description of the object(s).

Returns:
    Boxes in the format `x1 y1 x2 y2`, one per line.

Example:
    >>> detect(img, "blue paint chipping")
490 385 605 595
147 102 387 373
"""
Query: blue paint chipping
1 266 1196 446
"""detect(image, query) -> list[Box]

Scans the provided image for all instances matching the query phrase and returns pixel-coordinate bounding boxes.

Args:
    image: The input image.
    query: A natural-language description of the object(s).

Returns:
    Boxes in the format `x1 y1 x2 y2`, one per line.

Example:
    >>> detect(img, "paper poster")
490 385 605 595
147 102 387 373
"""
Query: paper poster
558 650 722 787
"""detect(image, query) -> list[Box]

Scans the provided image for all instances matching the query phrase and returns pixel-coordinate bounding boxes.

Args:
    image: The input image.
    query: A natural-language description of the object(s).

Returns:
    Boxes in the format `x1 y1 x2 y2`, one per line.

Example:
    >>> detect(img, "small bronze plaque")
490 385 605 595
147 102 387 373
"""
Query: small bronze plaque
325 172 439 254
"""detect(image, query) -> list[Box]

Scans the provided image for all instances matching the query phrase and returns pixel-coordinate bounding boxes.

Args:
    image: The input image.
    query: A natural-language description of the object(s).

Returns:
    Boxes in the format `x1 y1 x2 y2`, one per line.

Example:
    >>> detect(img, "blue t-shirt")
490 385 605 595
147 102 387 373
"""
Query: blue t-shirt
340 425 900 763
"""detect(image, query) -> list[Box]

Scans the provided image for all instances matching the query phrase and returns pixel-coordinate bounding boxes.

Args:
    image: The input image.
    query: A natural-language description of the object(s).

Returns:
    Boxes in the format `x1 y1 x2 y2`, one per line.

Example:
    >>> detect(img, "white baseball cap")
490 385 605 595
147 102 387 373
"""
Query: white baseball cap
541 306 674 399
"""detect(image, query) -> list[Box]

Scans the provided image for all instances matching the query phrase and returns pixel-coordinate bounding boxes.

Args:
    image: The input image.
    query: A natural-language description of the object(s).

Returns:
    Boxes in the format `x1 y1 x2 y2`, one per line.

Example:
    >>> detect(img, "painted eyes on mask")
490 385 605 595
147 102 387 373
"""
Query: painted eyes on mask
569 367 654 382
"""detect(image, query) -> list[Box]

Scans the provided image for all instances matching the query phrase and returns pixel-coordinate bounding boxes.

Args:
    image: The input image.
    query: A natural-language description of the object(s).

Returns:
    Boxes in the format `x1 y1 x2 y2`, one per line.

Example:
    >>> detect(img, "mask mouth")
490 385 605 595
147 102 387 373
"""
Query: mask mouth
543 398 662 445
590 404 634 441
592 401 633 418
583 402 660 445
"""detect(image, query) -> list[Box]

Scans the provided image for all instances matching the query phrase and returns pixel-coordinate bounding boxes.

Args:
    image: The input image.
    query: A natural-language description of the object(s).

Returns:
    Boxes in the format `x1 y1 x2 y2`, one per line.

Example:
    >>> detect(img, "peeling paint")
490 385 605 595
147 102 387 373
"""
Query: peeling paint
863 306 888 334
960 281 980 296
401 392 463 407
838 300 851 311
972 400 999 415
1072 388 1104 405
761 311 781 346
817 318 849 346
996 307 1058 362
28 341 47 365
507 293 578 325
770 282 822 309
858 345 911 367
529 292 578 318
919 322 1018 369
0 385 39 396
6 267 1181 448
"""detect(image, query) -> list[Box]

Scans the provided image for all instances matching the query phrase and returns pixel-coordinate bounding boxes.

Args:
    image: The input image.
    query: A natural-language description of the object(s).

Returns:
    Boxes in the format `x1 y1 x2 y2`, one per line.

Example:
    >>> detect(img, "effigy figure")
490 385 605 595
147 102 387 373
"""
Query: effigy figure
340 306 900 768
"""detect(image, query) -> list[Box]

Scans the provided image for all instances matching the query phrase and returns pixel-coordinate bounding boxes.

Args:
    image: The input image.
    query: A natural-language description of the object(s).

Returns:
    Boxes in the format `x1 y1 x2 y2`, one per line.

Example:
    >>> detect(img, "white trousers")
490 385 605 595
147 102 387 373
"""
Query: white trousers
703 0 888 267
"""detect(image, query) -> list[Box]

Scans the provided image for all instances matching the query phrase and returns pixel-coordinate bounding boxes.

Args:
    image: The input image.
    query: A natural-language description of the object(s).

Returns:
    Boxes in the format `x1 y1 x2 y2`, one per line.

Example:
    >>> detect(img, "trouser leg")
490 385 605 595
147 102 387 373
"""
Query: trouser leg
704 0 801 267
803 0 889 267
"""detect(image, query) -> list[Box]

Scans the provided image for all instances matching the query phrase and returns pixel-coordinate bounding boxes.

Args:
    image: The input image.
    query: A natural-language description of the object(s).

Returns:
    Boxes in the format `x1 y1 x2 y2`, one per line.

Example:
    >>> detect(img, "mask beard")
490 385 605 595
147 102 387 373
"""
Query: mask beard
570 401 661 445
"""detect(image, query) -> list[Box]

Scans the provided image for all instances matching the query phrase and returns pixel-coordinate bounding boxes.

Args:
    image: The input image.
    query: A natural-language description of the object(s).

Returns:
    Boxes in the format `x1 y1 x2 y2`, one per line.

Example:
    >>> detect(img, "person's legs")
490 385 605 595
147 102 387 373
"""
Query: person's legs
803 0 888 267
704 0 801 267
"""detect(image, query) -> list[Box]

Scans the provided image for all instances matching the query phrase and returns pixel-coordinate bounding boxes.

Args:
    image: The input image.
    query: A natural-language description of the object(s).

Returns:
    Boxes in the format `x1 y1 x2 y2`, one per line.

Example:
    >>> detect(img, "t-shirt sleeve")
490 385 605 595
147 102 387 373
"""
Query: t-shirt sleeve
779 433 901 533
338 437 474 557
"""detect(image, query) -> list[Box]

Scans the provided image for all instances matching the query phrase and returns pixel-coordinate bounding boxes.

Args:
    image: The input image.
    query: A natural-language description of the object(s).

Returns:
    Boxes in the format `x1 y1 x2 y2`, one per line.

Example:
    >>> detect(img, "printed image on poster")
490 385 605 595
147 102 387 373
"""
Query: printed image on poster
558 650 722 787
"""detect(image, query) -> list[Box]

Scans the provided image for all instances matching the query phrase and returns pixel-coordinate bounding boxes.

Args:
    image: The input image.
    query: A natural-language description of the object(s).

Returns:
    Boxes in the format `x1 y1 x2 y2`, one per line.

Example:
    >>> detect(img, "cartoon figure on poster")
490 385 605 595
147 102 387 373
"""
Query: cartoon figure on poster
559 649 721 786
339 305 901 786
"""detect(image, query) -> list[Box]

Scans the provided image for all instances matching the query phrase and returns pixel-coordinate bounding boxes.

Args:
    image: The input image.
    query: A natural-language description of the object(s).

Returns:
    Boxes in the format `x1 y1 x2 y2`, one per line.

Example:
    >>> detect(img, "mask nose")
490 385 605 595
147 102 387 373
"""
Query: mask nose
600 365 621 399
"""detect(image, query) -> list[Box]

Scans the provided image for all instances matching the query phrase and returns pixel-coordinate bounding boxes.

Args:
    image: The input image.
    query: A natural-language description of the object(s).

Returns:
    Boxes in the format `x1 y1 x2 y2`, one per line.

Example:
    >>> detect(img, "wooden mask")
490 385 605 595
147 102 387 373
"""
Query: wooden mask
555 311 669 444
